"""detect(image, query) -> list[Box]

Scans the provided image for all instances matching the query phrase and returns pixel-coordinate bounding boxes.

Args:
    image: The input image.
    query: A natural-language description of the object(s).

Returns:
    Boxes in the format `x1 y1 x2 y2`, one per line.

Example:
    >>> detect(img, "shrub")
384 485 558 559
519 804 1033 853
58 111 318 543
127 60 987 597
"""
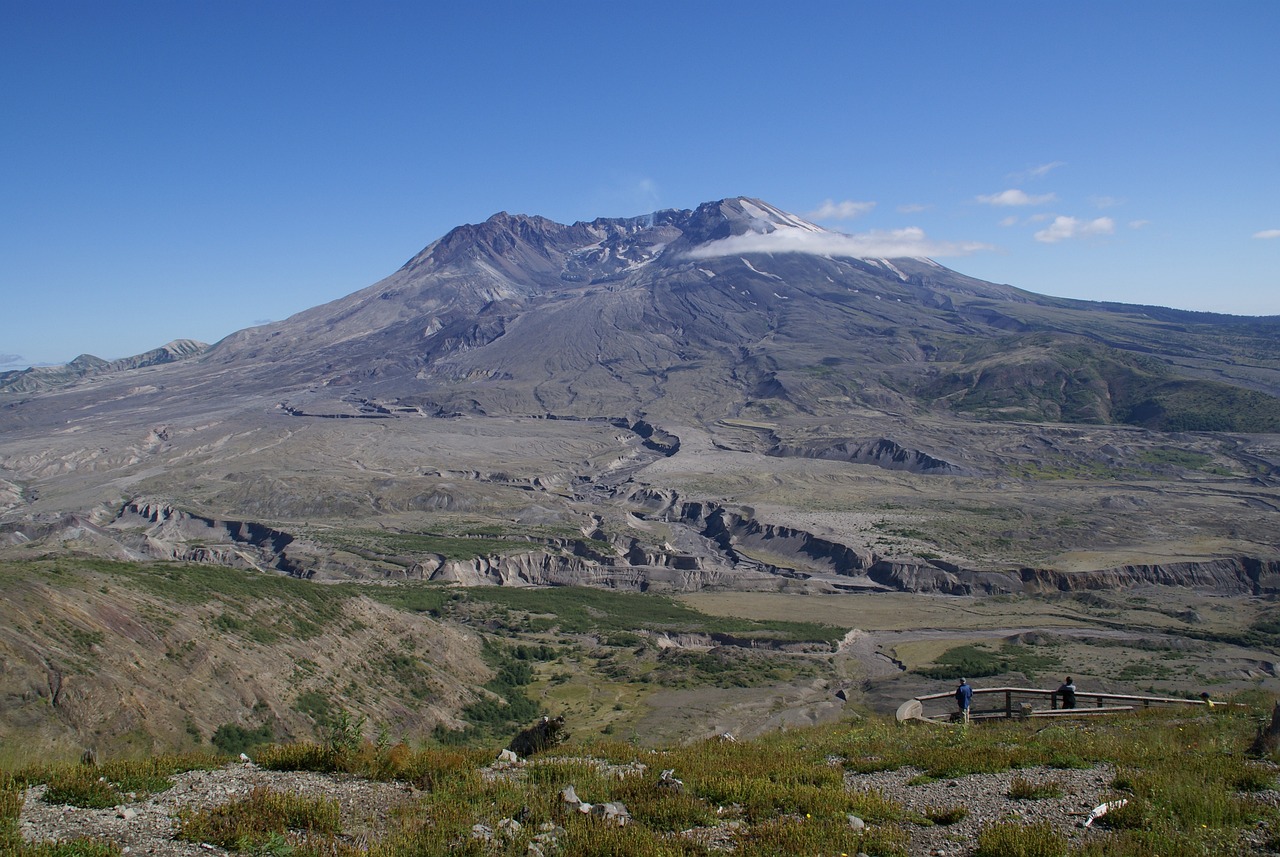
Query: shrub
974 820 1067 857
923 804 969 825
175 786 341 849
35 754 219 810
42 768 123 809
211 723 275 757
1233 763 1276 792
737 814 909 857
1008 776 1063 800
255 742 339 774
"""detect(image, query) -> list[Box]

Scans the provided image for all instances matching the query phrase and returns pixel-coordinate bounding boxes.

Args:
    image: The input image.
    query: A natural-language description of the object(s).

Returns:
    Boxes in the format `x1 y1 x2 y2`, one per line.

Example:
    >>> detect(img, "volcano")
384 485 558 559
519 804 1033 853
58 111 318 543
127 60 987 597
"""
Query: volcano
1 197 1278 587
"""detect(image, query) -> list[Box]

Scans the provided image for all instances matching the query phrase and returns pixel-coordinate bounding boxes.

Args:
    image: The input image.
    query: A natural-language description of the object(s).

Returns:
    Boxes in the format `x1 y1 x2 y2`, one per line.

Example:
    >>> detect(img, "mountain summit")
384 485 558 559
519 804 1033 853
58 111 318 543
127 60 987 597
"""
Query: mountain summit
190 197 1280 432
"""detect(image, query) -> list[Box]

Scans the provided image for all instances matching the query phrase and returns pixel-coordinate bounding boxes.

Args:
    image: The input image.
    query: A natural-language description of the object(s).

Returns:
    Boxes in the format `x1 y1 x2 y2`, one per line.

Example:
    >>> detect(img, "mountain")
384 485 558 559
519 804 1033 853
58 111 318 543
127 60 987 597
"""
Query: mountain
1 197 1279 588
75 196 1278 432
7 197 1280 428
0 339 207 394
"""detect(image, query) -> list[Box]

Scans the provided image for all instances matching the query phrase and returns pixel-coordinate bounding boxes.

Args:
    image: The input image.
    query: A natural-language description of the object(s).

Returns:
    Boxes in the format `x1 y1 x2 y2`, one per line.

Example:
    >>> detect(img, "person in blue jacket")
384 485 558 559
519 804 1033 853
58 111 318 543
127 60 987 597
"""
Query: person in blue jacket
955 678 973 720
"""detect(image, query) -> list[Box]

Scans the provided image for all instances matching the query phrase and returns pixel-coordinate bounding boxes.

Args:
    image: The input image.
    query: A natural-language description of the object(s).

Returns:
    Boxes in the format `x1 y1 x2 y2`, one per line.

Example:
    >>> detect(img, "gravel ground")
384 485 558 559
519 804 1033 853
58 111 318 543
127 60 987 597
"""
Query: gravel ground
14 758 1278 855
848 764 1116 856
16 763 416 855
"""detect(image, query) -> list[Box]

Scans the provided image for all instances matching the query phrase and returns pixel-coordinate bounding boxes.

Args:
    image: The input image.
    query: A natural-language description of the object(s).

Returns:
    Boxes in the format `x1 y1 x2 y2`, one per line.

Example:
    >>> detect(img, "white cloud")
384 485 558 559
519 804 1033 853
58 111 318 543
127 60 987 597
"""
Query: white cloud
806 199 876 220
999 216 1019 227
1128 220 1150 230
684 227 994 260
635 177 660 207
1034 216 1115 243
1008 161 1066 182
1091 195 1124 209
897 202 930 214
977 189 1057 207
1253 229 1280 240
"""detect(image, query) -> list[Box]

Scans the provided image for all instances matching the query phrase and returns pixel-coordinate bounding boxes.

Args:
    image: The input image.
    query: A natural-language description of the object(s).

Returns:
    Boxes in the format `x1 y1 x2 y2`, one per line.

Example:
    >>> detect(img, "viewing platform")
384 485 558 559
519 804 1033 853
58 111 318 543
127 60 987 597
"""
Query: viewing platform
896 686 1219 724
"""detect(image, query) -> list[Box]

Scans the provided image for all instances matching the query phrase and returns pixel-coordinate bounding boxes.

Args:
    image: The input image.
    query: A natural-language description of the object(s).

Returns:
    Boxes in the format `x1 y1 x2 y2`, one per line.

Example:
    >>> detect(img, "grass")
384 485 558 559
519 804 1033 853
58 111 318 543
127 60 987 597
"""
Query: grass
923 804 969 825
913 641 1061 681
1008 775 1063 800
35 753 221 809
9 703 1280 856
175 786 342 850
975 820 1067 857
445 585 846 643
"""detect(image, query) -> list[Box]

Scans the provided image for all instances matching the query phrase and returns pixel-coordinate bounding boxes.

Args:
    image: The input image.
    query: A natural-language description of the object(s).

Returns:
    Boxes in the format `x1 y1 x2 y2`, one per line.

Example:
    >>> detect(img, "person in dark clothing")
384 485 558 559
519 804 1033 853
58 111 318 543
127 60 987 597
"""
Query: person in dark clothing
955 678 973 721
1056 676 1077 709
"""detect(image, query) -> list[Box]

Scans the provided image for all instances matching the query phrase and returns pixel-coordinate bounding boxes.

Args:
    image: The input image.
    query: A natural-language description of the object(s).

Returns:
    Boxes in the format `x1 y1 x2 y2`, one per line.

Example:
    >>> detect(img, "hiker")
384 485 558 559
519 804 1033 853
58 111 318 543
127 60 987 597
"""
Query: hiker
1056 676 1077 709
955 677 973 721
1200 691 1215 709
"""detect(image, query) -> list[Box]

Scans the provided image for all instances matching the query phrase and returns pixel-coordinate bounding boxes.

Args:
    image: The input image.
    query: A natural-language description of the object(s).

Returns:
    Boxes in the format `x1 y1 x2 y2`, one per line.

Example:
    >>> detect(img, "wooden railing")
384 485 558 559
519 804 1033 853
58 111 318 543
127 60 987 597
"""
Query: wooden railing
896 686 1220 723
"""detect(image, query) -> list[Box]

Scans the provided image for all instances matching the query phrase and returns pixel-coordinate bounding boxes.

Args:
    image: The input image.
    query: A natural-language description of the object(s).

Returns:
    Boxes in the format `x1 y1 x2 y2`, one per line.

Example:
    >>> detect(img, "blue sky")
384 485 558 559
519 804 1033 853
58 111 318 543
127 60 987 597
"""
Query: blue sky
3 1 1277 369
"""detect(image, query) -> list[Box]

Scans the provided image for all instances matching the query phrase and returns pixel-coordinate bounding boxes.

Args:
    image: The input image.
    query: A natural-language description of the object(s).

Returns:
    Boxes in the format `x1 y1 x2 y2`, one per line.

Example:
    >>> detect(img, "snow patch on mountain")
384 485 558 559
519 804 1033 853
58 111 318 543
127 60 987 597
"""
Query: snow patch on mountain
685 225 993 262
740 258 783 280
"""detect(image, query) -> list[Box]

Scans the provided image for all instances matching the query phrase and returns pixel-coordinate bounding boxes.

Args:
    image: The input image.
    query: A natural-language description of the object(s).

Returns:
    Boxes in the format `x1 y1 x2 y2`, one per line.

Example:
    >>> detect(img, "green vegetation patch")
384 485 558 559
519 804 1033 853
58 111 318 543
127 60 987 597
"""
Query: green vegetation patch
211 723 275 758
914 641 1061 681
362 582 456 615
597 645 824 690
1120 379 1280 433
30 753 221 810
1138 447 1215 470
434 640 548 746
1008 775 1063 800
17 559 348 644
176 786 341 850
455 585 845 643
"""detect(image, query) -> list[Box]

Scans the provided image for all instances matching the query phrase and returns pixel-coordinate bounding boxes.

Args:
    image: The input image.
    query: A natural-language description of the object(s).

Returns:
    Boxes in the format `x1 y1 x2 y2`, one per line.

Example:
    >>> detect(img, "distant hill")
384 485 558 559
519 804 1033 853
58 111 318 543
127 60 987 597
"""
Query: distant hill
0 339 207 393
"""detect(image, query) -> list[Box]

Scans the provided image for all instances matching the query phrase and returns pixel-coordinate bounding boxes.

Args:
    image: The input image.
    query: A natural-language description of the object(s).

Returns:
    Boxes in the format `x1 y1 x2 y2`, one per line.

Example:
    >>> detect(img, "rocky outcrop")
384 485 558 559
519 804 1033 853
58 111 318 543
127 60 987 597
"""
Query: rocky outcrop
661 496 1280 597
1018 557 1280 596
9 492 1276 599
667 500 874 577
107 500 301 574
421 549 775 593
769 437 967 475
